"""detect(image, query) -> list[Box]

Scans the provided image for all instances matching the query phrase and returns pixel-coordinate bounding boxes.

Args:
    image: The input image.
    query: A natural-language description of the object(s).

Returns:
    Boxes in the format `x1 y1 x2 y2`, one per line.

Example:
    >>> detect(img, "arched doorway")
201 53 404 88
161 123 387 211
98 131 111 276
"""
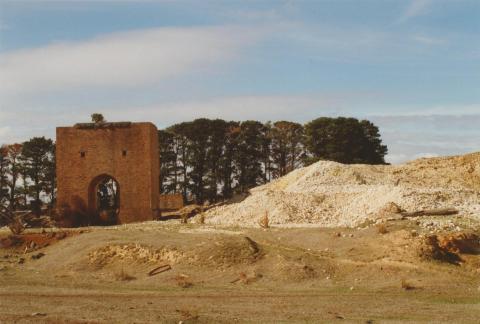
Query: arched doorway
88 174 120 225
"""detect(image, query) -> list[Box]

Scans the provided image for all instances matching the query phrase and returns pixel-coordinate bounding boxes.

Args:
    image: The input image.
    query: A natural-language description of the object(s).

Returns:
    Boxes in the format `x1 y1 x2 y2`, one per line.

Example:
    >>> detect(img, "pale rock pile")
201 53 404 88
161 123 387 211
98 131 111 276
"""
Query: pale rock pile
88 244 184 266
204 153 480 228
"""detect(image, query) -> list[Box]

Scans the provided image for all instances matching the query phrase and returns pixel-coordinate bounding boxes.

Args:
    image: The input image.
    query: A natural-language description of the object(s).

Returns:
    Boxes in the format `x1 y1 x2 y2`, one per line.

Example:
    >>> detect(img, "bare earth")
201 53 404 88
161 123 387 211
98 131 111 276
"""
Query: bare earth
1 220 479 323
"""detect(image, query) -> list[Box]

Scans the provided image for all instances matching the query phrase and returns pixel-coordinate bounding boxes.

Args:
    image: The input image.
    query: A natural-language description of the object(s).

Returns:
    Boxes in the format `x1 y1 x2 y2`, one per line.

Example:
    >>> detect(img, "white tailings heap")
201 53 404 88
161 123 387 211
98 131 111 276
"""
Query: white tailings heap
204 153 480 227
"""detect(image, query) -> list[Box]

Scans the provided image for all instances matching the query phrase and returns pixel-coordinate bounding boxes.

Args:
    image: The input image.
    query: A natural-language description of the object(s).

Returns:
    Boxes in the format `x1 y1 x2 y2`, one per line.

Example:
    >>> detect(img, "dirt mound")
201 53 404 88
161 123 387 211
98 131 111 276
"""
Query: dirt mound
205 152 480 227
192 236 261 267
0 231 76 250
88 244 184 268
437 232 480 254
274 255 318 281
416 232 480 264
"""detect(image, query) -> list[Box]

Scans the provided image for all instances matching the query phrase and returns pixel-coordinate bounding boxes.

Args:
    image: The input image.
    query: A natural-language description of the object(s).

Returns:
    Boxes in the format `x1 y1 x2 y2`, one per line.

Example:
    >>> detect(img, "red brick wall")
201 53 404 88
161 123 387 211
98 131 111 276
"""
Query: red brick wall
159 194 184 211
56 122 159 224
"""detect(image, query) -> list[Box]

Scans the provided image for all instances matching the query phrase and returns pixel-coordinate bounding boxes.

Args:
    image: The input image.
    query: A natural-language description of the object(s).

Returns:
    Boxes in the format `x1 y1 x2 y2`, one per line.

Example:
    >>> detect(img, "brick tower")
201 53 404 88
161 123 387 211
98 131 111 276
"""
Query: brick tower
56 122 159 224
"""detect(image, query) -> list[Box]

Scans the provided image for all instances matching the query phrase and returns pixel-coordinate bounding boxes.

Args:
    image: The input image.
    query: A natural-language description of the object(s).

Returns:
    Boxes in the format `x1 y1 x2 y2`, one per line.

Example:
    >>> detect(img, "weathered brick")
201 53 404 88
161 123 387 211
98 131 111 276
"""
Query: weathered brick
56 122 159 224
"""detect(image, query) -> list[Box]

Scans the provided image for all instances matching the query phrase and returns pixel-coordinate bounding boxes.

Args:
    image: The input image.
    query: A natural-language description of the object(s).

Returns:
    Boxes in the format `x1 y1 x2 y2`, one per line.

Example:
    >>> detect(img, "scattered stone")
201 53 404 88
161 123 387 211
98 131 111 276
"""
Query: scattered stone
31 252 45 260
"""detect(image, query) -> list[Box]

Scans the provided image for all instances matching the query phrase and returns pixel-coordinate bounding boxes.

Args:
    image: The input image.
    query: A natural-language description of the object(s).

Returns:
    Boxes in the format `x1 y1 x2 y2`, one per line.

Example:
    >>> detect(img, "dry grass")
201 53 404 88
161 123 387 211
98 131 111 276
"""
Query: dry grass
176 309 199 321
231 271 262 285
89 244 184 267
401 279 415 290
259 211 270 229
115 269 136 281
175 274 193 288
197 213 205 224
376 223 388 234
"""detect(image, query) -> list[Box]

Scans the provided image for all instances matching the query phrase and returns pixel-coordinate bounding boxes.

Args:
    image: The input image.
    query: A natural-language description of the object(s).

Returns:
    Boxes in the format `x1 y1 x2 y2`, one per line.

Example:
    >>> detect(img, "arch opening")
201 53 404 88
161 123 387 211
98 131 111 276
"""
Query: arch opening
88 174 120 225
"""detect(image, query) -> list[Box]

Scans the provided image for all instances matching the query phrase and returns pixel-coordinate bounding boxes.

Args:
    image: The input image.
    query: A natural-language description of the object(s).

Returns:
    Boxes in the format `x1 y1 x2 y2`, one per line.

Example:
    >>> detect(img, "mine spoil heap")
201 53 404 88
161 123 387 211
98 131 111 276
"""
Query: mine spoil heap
205 152 480 227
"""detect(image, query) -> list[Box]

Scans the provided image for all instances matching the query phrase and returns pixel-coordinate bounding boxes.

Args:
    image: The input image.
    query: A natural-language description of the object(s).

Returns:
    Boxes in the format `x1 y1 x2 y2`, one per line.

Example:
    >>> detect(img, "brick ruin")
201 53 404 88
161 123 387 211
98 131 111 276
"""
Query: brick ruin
56 122 159 225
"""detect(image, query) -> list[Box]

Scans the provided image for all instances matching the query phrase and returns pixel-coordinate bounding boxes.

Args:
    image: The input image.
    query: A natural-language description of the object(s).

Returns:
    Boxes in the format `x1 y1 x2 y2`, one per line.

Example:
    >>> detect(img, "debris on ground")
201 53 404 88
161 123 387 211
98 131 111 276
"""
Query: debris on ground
175 205 203 223
437 232 480 254
31 312 47 317
415 232 480 264
401 208 459 218
148 264 172 276
31 252 45 260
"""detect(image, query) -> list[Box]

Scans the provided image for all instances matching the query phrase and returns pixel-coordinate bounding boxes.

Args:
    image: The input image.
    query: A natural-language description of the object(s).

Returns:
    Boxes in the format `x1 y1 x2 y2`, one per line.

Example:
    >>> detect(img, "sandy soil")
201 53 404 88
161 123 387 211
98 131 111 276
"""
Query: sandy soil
1 219 479 323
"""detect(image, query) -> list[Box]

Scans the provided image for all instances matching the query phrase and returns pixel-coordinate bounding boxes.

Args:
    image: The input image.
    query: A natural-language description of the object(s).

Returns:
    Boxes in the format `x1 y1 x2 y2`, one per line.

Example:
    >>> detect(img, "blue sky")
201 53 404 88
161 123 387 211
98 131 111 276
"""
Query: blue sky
0 0 479 163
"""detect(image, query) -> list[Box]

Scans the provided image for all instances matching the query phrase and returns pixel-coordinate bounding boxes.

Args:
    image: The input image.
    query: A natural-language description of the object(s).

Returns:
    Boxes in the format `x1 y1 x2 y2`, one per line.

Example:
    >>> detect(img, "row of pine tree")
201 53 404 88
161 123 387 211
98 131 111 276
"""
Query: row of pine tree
0 137 56 210
0 116 387 209
159 117 387 204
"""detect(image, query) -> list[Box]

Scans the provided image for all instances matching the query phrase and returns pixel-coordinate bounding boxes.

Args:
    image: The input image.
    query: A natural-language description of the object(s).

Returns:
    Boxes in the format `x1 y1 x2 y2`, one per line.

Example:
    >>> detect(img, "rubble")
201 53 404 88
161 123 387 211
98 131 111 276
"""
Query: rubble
204 153 480 228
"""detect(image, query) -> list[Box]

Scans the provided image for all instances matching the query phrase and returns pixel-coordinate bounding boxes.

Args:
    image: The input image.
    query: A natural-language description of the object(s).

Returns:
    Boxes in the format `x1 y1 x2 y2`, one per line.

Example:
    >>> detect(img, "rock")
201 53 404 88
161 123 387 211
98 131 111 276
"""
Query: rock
31 252 45 260
380 202 403 214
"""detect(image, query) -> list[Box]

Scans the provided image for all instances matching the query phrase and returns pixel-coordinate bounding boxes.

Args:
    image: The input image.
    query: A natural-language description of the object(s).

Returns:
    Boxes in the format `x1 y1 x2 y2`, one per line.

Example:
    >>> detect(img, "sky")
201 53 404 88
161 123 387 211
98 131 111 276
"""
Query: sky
0 0 479 164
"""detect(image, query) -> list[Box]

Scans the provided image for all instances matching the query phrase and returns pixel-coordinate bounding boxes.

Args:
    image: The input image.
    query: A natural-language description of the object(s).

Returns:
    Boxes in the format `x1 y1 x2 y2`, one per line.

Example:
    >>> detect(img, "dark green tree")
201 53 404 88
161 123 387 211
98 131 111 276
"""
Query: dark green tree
167 122 192 202
234 121 267 192
359 120 388 164
184 119 210 204
261 122 273 184
6 143 23 210
22 137 55 203
158 130 178 194
91 113 105 123
304 117 387 164
205 119 229 202
0 145 8 206
270 121 305 178
220 122 240 199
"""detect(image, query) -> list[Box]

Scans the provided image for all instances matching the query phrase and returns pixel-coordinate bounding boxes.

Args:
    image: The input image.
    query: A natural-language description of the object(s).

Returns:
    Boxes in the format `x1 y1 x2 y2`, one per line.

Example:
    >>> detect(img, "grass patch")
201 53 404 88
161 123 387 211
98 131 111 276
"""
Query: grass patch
114 268 136 281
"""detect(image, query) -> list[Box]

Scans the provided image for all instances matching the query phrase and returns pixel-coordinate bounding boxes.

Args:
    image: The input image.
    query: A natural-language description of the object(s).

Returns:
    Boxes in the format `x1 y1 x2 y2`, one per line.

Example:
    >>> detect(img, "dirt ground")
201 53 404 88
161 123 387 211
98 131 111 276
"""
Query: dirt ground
1 220 479 323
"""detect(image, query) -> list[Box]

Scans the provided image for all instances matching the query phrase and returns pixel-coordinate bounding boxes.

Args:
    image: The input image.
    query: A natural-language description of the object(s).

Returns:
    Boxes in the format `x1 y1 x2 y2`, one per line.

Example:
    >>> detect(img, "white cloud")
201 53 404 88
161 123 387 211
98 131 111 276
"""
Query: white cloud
399 0 433 22
372 113 480 164
99 94 351 126
0 126 12 144
0 25 261 97
412 34 446 45
0 93 367 142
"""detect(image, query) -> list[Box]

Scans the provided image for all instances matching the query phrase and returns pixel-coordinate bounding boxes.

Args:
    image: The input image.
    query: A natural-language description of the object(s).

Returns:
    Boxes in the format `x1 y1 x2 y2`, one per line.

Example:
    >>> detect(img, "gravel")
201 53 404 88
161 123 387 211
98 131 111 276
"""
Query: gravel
204 153 480 228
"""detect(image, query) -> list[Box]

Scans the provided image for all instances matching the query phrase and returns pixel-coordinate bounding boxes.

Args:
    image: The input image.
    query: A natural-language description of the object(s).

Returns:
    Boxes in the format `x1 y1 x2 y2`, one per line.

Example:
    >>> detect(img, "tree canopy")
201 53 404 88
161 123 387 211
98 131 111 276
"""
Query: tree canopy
304 117 387 165
91 113 105 123
158 117 387 204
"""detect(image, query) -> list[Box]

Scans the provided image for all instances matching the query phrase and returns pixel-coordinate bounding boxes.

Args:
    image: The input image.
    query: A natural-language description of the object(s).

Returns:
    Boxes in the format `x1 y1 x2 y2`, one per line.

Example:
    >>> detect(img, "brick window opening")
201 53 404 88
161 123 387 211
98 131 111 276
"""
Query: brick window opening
122 150 127 157
80 151 86 158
